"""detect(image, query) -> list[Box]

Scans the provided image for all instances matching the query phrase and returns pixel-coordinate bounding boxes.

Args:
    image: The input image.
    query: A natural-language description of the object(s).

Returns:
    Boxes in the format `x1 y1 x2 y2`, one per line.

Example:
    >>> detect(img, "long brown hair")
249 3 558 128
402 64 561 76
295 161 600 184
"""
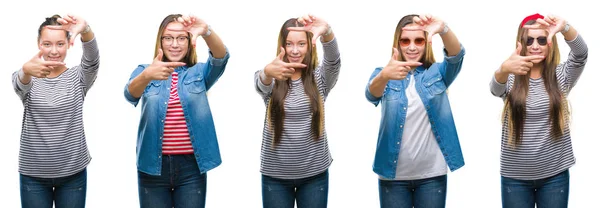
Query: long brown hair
392 14 436 68
266 18 323 147
502 20 569 146
154 14 197 67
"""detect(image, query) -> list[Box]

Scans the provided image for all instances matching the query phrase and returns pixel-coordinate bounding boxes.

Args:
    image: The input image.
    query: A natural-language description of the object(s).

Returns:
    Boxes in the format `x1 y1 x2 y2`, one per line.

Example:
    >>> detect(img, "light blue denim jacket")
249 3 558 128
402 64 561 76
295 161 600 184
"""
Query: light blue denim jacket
124 50 230 176
365 46 466 179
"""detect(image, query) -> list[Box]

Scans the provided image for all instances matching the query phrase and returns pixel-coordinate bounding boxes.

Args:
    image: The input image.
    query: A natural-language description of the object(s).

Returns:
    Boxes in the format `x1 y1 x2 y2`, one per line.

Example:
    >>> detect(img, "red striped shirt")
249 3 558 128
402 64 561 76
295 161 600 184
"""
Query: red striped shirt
162 72 194 155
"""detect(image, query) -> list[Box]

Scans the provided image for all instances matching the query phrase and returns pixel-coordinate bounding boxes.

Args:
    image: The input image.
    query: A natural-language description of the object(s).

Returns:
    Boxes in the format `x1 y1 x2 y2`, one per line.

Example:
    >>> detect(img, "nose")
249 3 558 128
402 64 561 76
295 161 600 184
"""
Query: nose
531 41 541 49
291 45 300 53
408 43 417 50
50 45 59 54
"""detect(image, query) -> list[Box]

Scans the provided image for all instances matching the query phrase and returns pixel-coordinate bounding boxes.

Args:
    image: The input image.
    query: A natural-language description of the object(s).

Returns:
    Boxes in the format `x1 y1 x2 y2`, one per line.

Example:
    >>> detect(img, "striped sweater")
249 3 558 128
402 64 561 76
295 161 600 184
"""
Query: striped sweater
255 38 341 179
12 38 100 178
490 34 587 180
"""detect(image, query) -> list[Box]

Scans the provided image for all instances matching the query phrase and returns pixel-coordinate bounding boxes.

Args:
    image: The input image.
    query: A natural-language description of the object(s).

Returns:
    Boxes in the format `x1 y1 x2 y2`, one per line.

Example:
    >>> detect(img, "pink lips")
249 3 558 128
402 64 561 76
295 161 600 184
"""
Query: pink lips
288 57 302 62
405 53 419 59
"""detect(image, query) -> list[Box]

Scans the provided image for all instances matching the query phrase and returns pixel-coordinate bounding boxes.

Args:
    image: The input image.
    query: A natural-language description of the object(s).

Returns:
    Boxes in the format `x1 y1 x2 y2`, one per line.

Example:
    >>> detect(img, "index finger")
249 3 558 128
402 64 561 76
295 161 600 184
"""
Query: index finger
41 60 66 67
402 25 424 31
398 61 423 67
45 25 68 30
287 26 307 32
522 55 545 61
283 62 307 68
163 62 187 67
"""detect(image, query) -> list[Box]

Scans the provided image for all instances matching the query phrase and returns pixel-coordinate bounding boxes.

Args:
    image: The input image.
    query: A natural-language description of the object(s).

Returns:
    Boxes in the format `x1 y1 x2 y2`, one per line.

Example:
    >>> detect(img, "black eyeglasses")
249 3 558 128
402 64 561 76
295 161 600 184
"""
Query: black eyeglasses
526 36 547 46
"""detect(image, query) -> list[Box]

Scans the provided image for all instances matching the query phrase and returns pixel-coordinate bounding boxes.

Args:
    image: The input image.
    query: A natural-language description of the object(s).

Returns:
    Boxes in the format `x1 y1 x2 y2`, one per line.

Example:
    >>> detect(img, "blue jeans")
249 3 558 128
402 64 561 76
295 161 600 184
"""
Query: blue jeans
378 174 447 208
138 154 207 208
501 169 569 208
262 170 329 208
20 168 87 208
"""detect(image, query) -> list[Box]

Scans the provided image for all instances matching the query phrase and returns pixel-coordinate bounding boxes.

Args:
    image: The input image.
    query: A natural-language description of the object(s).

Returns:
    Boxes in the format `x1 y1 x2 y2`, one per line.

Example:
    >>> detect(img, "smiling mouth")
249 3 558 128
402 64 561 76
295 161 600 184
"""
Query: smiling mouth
405 53 419 58
289 57 302 62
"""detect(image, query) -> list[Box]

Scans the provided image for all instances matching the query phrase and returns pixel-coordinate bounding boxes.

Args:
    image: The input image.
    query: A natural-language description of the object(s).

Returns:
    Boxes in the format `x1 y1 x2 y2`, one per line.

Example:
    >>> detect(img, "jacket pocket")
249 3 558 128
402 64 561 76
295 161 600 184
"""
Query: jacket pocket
424 75 446 95
144 81 162 96
183 76 206 94
384 85 402 101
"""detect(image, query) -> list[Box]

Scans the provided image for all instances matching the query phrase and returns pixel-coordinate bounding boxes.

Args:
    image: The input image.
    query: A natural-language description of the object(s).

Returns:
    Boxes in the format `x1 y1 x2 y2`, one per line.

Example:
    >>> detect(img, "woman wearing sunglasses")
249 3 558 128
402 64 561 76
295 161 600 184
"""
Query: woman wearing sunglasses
365 14 465 208
490 13 587 207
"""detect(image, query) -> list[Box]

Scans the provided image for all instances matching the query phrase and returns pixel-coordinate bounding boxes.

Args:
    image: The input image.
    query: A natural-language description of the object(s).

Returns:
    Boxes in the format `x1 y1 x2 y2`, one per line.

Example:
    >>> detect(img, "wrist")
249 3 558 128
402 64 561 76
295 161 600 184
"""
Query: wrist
202 25 212 38
20 68 30 78
439 22 449 35
261 69 273 80
21 64 32 76
561 23 570 33
378 70 390 81
81 25 91 35
320 25 332 42
323 25 332 36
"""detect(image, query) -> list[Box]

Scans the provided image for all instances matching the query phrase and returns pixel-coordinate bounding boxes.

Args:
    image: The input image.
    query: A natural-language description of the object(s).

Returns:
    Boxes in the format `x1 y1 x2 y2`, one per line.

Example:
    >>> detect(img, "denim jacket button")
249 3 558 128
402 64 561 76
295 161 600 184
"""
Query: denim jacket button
400 125 403 128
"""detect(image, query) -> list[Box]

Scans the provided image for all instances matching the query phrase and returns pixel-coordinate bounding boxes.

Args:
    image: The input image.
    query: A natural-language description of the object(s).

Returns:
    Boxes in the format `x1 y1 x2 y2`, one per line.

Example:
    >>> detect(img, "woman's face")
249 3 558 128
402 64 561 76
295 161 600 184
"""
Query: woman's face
399 23 426 62
524 29 549 64
38 28 69 63
161 22 189 62
285 31 308 64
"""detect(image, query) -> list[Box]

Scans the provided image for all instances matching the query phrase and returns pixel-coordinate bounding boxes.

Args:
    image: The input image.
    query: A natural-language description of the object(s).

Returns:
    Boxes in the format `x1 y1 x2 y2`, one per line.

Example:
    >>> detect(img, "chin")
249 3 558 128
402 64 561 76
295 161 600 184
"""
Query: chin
167 56 184 62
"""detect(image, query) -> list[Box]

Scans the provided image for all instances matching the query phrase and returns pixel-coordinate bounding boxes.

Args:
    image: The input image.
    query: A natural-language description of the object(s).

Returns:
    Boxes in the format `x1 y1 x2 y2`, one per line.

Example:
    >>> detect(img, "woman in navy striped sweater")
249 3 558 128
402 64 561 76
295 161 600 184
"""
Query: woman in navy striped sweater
490 13 588 208
12 14 99 208
254 14 341 208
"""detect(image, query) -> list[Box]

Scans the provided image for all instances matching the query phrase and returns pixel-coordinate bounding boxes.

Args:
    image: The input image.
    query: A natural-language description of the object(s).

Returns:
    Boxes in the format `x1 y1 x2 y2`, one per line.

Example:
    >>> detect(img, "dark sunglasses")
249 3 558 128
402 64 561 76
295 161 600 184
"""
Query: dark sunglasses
526 36 547 46
399 38 426 47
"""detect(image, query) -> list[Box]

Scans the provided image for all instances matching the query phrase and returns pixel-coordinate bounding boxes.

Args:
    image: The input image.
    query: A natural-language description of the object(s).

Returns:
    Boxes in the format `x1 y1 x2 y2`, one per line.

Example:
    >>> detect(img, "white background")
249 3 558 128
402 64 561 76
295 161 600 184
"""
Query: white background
1 0 598 207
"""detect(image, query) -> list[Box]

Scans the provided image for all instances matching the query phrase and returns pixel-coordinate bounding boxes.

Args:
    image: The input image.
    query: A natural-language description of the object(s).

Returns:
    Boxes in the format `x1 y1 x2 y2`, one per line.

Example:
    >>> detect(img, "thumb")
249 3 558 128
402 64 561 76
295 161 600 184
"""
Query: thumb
69 34 77 47
191 34 198 48
35 50 44 59
514 42 522 55
547 33 554 46
277 47 285 60
392 48 399 61
155 49 164 62
428 31 434 44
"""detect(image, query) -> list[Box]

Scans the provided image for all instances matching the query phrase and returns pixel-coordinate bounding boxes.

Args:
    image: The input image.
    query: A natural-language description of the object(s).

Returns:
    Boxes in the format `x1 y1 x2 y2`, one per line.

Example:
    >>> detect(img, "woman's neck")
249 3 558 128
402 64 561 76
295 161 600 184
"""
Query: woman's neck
530 64 543 79
47 65 68 78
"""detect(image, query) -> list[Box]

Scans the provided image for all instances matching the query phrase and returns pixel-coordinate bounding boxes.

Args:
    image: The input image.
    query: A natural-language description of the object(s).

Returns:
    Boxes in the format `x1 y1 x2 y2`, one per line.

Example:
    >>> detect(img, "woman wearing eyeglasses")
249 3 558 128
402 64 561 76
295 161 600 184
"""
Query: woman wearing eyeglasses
490 13 587 208
124 14 229 208
12 14 98 208
365 14 465 208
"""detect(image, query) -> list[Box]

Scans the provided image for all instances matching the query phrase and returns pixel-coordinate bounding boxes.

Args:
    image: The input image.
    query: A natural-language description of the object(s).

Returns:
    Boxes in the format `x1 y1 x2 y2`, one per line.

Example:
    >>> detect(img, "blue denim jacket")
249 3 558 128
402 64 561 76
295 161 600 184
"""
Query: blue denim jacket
124 50 230 176
365 46 466 179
